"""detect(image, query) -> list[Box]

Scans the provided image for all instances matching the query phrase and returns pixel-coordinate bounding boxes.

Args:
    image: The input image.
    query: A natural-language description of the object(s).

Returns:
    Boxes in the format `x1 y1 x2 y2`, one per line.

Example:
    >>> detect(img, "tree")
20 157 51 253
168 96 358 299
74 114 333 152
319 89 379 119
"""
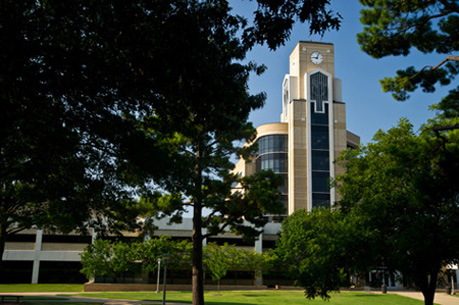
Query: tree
357 0 459 103
112 1 343 304
1 0 342 301
336 118 459 305
275 117 458 305
80 236 192 281
203 243 231 294
80 239 139 282
228 246 273 286
274 208 374 300
203 243 271 291
0 0 177 275
357 5 459 303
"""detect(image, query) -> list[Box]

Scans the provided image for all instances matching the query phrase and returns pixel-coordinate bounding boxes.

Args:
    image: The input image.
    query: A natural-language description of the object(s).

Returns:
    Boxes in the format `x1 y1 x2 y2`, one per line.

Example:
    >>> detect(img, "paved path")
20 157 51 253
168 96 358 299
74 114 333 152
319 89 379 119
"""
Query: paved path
0 292 184 305
393 291 459 305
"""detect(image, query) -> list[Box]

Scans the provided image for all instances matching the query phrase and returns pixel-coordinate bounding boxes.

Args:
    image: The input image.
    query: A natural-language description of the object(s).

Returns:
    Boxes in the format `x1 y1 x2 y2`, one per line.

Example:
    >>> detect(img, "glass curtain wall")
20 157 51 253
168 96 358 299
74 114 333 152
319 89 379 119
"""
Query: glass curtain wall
310 72 331 208
255 135 288 216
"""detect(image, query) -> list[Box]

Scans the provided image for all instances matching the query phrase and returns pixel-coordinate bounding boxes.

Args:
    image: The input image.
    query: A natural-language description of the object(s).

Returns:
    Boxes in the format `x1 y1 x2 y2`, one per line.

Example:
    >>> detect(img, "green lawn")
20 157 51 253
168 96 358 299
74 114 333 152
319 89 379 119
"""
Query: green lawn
24 303 102 305
73 290 430 305
0 286 437 305
0 284 83 292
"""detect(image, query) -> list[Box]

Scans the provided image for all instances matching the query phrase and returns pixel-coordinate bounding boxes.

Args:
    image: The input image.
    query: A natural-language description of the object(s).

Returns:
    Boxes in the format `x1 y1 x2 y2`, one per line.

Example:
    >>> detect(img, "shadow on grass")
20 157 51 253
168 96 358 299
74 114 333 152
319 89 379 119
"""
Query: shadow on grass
24 303 103 305
23 296 69 300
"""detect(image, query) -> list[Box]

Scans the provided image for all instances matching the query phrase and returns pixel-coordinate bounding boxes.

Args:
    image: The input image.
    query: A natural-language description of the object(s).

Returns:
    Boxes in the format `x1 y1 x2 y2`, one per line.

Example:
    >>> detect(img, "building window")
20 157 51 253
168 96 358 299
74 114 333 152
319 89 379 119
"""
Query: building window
312 150 330 171
257 134 287 155
256 153 287 173
310 72 328 113
311 125 329 150
312 193 330 209
254 134 288 215
310 101 331 209
283 78 289 117
312 171 330 193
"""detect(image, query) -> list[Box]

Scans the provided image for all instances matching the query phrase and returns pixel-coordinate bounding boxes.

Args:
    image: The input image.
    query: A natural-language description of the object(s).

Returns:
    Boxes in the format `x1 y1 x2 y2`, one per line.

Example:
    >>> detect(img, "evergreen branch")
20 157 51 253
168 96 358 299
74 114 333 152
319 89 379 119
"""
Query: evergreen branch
202 209 221 227
202 217 234 239
438 0 459 14
396 10 454 34
411 55 459 79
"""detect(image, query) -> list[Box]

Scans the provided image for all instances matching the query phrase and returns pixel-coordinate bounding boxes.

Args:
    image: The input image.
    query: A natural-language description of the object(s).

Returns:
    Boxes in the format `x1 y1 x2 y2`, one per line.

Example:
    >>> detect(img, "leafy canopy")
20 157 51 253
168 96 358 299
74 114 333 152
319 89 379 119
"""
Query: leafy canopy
358 0 459 102
274 208 374 300
80 236 192 280
336 117 459 305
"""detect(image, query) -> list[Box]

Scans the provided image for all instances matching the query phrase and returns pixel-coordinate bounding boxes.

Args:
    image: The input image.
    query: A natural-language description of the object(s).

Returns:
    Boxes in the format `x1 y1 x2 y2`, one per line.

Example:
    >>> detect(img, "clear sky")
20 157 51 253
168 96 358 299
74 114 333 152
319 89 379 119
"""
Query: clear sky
233 0 450 144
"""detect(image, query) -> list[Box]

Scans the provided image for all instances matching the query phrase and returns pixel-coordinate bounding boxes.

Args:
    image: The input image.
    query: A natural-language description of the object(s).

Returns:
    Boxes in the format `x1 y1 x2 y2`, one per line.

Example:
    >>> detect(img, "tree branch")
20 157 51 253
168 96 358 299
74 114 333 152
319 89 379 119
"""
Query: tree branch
396 10 454 35
410 55 459 79
202 218 234 239
438 0 459 14
6 226 26 236
202 209 222 227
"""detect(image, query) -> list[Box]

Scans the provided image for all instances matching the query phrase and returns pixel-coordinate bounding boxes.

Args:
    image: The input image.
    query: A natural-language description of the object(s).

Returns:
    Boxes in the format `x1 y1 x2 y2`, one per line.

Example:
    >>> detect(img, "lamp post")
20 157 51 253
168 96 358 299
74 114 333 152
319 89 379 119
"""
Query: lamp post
156 258 161 293
162 254 169 305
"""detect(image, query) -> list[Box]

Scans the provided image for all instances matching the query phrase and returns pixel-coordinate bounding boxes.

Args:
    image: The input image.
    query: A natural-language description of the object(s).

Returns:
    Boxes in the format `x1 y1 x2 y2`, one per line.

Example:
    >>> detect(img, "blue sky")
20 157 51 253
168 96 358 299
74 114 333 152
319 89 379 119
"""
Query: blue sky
233 0 450 144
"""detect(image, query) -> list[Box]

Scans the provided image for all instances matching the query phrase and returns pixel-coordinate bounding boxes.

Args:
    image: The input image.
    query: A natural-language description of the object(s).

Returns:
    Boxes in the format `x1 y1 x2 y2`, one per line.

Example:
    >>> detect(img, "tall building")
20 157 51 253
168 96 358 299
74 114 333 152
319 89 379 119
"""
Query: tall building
234 41 360 215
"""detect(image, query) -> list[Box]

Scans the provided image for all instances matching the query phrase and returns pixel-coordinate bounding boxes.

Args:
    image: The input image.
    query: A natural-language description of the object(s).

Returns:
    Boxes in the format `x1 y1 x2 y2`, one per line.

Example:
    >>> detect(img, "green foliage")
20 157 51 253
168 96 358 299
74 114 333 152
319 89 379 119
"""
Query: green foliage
276 115 458 304
335 117 459 305
0 0 177 275
358 0 459 102
80 236 191 281
203 243 231 291
1 0 342 302
203 242 271 283
243 0 342 50
138 236 192 272
227 246 273 273
275 208 374 300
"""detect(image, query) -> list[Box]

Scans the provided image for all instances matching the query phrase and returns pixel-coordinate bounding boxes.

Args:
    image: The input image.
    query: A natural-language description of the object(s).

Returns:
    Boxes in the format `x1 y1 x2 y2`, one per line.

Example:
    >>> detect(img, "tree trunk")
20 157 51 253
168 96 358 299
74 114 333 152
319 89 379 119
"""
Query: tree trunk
192 147 204 305
419 272 438 305
192 207 204 305
0 223 8 276
421 285 435 305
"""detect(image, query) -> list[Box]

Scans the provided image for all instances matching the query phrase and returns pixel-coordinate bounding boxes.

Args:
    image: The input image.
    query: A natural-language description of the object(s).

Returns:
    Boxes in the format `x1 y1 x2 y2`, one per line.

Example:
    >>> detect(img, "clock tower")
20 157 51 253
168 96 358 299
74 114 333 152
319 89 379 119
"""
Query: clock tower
280 41 348 213
233 41 359 216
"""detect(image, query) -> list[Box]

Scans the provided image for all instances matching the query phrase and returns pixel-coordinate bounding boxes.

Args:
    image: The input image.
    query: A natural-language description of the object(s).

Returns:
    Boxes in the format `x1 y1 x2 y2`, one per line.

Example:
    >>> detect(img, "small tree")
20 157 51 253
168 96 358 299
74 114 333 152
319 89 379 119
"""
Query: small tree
203 243 231 294
203 243 271 291
228 247 272 286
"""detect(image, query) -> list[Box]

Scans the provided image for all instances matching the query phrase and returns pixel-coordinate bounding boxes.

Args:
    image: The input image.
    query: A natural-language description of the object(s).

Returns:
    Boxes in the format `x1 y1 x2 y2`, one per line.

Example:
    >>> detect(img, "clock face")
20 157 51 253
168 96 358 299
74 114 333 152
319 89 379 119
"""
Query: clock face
311 51 323 64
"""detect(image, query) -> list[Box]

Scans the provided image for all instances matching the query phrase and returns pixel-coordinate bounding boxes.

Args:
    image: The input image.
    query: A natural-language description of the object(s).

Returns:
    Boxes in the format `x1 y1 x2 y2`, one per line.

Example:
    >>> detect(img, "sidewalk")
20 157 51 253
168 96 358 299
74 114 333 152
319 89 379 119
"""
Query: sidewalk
0 292 184 305
393 291 459 305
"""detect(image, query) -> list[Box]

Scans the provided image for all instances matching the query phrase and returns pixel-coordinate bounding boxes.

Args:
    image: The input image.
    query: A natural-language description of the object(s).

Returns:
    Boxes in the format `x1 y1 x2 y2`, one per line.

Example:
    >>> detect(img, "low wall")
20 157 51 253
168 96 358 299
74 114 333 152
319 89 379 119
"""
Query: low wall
83 283 299 292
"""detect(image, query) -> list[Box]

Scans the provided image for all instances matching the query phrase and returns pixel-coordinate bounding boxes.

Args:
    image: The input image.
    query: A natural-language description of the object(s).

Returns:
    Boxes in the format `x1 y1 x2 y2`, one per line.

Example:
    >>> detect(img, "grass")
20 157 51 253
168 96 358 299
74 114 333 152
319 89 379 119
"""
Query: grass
70 290 430 305
0 285 438 304
0 284 83 292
